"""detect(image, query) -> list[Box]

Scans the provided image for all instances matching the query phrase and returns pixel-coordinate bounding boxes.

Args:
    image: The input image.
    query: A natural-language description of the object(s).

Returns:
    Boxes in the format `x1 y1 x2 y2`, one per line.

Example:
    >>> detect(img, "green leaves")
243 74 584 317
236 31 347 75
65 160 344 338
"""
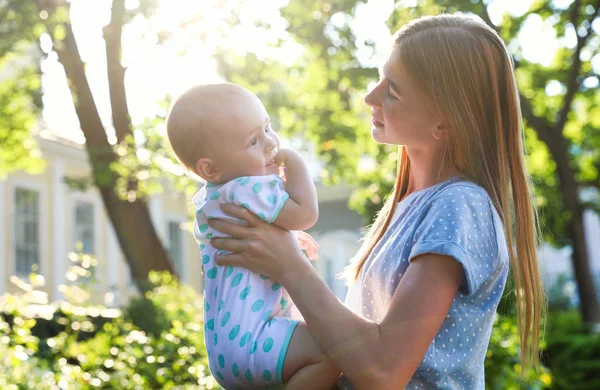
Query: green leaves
0 65 45 178
1 268 217 389
217 0 600 246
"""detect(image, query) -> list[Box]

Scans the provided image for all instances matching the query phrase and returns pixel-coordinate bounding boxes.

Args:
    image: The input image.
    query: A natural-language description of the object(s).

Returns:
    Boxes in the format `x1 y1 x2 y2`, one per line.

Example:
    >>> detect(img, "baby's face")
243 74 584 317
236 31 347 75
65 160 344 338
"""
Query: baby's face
210 94 281 183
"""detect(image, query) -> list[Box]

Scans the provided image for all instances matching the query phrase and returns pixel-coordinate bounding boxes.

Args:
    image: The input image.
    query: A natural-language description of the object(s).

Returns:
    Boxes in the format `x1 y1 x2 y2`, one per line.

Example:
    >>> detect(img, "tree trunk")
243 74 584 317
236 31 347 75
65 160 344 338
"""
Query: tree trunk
539 118 600 325
99 186 176 292
42 3 176 292
569 206 600 324
497 0 600 325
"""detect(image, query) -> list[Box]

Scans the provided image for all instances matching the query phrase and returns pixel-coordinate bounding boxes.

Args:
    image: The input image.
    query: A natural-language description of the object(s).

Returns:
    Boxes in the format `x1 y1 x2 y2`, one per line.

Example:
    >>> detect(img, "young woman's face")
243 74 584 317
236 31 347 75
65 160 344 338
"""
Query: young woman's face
364 50 442 149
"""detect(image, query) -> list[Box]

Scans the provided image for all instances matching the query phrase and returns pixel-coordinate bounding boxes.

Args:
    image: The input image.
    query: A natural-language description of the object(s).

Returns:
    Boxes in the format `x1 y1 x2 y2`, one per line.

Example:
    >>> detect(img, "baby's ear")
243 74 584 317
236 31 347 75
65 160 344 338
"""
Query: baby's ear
196 157 221 182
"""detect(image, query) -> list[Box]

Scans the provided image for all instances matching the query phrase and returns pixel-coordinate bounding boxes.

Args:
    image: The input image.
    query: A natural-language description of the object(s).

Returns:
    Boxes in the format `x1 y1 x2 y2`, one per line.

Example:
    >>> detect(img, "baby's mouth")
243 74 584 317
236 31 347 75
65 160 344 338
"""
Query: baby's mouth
266 148 278 166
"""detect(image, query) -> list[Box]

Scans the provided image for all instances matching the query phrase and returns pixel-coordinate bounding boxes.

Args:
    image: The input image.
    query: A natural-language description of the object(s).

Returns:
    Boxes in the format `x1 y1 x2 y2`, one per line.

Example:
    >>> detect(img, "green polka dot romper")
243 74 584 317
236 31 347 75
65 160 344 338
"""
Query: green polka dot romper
193 174 299 388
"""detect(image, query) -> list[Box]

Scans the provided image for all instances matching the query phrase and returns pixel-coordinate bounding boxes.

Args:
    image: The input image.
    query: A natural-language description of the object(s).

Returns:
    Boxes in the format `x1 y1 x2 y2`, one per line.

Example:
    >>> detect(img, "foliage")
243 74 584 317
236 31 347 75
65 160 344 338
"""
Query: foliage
0 46 45 178
542 310 600 389
0 0 45 178
0 253 218 389
215 0 600 323
218 0 600 243
4 254 600 390
485 314 552 389
1 0 189 292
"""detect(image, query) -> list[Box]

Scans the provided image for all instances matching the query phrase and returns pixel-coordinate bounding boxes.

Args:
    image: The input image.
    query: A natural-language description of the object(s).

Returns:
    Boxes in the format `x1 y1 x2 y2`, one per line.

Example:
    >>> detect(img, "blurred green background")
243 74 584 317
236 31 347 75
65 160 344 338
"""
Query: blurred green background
1 0 600 388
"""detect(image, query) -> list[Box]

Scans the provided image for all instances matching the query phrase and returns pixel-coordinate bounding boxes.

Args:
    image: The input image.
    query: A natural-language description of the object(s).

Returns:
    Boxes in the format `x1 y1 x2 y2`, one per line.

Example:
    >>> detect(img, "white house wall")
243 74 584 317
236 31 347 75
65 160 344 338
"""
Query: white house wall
52 158 67 299
312 229 362 299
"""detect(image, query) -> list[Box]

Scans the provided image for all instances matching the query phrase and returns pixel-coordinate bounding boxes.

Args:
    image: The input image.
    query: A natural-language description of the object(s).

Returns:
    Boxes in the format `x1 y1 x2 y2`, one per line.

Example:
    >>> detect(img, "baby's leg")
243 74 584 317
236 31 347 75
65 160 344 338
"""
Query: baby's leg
282 322 340 390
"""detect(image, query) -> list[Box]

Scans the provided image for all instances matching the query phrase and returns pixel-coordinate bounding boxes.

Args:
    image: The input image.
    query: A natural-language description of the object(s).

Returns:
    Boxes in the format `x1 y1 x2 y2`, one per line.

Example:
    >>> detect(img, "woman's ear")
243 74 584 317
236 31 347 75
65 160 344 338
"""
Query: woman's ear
432 123 446 141
432 114 449 141
196 157 221 182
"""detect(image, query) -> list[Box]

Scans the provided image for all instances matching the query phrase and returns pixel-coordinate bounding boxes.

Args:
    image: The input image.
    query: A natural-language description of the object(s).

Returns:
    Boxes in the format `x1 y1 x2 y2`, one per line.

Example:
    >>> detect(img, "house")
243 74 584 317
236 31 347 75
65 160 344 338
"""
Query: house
0 132 364 304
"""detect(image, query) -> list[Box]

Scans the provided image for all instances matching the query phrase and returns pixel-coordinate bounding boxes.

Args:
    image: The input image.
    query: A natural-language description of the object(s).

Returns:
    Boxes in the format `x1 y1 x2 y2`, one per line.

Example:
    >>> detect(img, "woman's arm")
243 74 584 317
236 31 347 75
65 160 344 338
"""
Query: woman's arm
209 204 463 389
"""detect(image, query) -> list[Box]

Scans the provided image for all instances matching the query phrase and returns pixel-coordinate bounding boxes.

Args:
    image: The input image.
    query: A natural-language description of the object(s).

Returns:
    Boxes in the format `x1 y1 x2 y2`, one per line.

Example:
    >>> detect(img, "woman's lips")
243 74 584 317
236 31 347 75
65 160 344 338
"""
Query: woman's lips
372 117 383 127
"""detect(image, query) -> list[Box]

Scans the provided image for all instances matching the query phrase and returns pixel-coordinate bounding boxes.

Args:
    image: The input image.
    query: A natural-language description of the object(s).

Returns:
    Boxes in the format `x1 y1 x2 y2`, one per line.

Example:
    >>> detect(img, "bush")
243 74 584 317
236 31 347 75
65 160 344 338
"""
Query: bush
543 310 600 390
485 314 552 389
0 254 218 389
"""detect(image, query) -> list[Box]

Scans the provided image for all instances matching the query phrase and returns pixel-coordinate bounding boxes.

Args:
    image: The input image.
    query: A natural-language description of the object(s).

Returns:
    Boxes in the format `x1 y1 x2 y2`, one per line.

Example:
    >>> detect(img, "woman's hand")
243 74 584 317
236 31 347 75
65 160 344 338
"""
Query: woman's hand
208 203 310 282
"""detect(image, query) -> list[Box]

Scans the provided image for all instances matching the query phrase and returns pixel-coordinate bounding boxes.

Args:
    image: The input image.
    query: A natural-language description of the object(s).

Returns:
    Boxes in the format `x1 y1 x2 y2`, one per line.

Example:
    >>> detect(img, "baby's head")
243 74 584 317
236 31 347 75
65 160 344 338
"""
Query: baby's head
167 83 281 184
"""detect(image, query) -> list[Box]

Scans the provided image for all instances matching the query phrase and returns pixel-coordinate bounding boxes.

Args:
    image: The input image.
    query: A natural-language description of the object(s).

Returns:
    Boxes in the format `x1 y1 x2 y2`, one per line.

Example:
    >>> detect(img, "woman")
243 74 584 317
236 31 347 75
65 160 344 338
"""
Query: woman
208 14 545 389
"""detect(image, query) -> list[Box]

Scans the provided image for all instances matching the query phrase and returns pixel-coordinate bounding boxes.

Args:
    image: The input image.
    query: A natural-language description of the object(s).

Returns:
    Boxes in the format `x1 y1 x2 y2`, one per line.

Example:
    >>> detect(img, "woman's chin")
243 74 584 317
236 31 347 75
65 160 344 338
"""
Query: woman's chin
371 126 386 144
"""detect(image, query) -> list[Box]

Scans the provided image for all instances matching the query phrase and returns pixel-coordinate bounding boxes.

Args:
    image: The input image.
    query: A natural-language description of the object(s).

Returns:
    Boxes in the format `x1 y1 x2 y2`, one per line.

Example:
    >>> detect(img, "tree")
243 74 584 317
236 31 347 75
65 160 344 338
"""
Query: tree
218 0 600 325
1 0 180 292
0 1 46 178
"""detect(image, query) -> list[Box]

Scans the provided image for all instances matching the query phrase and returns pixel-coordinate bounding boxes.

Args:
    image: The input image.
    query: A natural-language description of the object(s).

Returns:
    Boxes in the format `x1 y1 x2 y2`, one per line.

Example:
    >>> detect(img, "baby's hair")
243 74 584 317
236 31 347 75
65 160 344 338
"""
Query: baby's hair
166 83 254 175
166 85 213 175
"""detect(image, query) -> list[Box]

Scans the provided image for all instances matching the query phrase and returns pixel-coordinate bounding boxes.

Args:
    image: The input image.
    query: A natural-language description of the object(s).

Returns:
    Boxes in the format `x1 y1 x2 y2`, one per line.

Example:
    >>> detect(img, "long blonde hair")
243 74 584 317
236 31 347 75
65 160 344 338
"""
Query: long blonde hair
346 14 545 372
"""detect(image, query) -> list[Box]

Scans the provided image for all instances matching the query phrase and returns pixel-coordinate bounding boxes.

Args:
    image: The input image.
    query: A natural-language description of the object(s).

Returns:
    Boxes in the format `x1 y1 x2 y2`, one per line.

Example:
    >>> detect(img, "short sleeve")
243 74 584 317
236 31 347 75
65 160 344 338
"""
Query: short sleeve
219 174 289 223
408 184 501 296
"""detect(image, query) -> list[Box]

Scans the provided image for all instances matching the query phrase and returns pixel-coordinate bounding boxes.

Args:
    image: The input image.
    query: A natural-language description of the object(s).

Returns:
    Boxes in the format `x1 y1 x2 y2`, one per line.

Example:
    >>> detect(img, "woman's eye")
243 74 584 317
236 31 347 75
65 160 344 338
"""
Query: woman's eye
387 89 397 100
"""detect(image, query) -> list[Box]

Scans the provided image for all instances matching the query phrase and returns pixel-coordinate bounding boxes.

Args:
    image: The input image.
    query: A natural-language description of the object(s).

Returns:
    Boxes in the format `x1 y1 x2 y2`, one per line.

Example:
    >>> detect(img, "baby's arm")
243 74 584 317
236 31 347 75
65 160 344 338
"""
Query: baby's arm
272 148 319 231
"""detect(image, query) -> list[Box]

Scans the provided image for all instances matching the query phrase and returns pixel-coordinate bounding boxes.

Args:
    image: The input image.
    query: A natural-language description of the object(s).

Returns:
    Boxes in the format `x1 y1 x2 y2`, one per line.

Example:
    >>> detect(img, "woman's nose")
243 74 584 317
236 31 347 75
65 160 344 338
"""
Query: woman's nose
364 83 381 108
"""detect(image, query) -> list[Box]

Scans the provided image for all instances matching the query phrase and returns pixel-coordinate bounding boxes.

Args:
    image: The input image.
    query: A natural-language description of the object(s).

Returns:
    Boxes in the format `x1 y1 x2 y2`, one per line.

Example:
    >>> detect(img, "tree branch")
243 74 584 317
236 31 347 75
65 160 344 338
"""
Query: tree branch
556 0 600 132
35 0 115 170
519 95 554 149
104 0 132 144
581 178 600 188
479 3 499 33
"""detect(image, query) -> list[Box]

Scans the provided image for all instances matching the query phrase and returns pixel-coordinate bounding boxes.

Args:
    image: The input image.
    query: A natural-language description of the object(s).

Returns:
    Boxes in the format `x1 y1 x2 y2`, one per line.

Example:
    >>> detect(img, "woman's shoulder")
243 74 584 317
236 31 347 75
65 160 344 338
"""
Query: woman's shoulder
426 178 494 210
435 177 489 197
415 177 500 233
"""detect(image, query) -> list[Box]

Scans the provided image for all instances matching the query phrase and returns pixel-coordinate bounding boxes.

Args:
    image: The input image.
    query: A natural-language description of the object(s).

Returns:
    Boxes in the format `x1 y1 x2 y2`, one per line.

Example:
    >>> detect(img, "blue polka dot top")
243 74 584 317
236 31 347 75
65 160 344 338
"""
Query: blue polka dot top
338 177 509 389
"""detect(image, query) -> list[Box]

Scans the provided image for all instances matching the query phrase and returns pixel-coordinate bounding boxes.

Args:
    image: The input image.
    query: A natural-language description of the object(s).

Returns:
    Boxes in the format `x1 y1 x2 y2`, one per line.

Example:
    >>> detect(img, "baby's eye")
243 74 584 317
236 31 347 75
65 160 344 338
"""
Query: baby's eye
264 125 271 133
249 138 258 147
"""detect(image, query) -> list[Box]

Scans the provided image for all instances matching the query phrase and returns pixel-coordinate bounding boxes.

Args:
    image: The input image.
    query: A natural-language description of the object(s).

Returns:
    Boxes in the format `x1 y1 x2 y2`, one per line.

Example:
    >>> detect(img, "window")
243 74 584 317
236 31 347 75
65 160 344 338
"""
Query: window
74 201 95 254
14 188 40 275
168 221 184 274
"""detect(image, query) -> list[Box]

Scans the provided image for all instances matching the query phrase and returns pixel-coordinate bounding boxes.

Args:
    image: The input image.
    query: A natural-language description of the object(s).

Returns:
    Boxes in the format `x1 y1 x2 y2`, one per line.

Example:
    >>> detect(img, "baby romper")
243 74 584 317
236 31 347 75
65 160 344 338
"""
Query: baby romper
193 174 300 389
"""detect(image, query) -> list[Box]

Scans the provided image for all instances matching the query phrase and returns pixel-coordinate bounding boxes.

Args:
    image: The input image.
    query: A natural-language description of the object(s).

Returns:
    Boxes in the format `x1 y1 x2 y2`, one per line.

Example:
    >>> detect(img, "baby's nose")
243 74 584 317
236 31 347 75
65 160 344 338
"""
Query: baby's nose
266 136 278 150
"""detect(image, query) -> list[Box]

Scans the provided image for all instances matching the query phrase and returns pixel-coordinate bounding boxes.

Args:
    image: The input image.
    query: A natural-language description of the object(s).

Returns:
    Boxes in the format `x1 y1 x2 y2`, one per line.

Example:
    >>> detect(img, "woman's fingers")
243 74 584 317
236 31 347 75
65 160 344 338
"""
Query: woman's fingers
211 238 249 267
215 252 245 268
220 203 263 227
207 218 252 239
211 237 245 253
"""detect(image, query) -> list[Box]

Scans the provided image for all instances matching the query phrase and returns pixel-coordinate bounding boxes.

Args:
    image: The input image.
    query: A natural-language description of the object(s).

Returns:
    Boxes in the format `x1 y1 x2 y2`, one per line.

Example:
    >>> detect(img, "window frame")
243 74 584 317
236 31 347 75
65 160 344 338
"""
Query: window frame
165 214 188 283
10 179 47 278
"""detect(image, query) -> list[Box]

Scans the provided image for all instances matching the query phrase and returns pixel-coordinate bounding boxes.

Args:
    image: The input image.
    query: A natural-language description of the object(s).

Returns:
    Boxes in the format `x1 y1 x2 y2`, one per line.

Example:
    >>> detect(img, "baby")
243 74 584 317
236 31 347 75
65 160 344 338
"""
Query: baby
166 83 339 389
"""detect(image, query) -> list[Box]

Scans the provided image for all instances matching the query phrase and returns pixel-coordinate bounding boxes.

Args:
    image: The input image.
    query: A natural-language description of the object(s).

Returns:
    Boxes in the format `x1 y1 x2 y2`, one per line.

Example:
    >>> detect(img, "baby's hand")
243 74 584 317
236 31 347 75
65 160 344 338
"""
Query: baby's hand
274 147 290 166
297 231 319 261
275 148 291 181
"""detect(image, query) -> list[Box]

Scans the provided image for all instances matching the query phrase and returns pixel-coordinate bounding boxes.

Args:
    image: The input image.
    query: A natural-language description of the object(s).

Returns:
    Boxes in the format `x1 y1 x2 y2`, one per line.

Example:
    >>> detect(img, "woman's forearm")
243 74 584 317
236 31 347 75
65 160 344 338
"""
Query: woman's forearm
282 261 390 388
